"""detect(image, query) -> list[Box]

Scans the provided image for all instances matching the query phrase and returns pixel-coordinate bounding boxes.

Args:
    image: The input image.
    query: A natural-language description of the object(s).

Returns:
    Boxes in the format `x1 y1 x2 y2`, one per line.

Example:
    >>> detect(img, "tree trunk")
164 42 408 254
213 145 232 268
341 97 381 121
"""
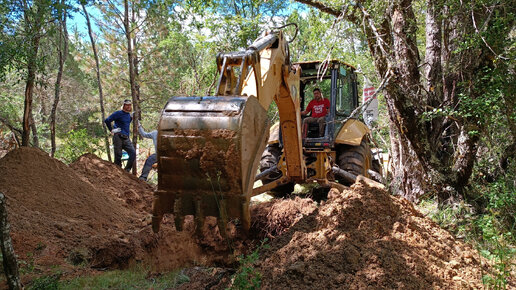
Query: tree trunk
39 91 49 124
451 126 479 188
21 1 43 147
132 32 142 174
0 193 22 290
22 47 39 147
30 113 39 147
82 3 112 162
295 0 504 204
388 122 427 202
124 0 139 175
424 0 442 100
51 3 68 157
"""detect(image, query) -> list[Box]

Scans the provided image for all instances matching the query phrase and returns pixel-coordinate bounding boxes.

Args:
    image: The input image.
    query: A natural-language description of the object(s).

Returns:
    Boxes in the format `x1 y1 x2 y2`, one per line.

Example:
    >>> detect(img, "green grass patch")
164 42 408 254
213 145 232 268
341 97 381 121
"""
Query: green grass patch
58 265 189 290
229 239 269 290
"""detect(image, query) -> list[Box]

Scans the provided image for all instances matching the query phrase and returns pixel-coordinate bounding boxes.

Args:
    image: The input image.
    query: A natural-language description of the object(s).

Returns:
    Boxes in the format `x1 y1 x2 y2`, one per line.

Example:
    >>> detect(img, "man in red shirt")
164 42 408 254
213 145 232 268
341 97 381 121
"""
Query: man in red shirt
301 88 330 137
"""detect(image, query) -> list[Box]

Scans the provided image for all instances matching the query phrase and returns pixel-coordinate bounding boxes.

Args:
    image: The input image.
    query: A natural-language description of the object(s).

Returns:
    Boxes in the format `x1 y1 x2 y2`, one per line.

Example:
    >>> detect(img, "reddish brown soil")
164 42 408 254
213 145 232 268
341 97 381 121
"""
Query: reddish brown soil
256 185 491 289
0 147 504 289
68 154 207 271
70 153 154 213
170 129 240 193
250 197 317 239
0 148 207 280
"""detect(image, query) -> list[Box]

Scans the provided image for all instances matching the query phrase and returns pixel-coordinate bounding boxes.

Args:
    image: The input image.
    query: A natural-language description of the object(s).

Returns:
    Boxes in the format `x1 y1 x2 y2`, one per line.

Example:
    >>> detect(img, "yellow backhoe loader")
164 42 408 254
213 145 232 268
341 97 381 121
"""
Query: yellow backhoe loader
151 29 381 236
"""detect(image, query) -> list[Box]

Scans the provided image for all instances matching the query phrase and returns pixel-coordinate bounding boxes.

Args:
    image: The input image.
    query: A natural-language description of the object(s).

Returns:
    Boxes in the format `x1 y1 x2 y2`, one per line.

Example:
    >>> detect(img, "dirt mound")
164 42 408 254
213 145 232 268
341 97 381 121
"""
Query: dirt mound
0 147 497 288
250 197 317 239
256 183 489 289
0 148 205 274
70 153 153 213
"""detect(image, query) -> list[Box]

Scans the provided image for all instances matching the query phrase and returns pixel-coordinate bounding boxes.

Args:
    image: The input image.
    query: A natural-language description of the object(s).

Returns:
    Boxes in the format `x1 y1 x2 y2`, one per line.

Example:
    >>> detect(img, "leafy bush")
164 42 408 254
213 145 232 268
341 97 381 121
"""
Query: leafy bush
471 170 516 289
420 167 516 289
230 239 269 290
29 274 61 290
55 128 101 163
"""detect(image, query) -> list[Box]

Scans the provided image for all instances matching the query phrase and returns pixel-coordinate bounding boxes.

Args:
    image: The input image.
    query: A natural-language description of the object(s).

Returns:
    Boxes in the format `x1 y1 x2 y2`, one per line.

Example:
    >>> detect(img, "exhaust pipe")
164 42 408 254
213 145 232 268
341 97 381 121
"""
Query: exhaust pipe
332 166 385 189
331 166 357 184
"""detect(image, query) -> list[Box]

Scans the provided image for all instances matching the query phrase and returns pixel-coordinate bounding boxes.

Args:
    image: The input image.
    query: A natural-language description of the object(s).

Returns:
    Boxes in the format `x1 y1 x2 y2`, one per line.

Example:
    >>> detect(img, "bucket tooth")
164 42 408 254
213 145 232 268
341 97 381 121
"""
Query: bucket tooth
153 95 269 236
173 197 184 231
151 215 163 233
151 190 175 233
194 198 204 236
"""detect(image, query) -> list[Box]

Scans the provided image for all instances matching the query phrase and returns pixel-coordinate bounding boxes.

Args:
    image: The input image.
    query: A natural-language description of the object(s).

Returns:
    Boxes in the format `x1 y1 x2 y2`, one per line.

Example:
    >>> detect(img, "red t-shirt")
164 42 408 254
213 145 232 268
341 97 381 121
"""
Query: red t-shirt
306 98 330 118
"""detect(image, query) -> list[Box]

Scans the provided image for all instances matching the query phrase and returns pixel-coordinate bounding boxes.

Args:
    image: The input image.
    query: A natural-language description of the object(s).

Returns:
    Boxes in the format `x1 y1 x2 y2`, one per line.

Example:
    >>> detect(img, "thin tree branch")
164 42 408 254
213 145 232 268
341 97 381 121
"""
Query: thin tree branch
470 6 507 60
337 68 393 124
105 0 126 33
358 3 390 59
295 0 341 17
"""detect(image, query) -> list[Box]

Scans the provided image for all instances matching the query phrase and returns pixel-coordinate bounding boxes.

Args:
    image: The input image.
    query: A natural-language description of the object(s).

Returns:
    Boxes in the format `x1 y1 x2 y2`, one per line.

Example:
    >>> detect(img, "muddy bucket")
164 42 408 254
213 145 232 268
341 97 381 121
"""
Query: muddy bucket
152 96 269 236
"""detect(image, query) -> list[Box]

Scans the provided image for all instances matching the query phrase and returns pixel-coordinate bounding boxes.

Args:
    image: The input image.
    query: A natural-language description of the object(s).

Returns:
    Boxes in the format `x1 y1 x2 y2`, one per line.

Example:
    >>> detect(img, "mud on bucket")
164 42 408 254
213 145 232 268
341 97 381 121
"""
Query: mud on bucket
152 95 269 236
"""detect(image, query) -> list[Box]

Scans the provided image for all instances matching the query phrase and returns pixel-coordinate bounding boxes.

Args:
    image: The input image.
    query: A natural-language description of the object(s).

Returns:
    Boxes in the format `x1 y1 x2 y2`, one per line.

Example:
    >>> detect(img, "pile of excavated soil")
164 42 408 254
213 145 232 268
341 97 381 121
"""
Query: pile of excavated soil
0 148 206 275
256 183 491 289
70 153 154 213
250 197 317 239
0 147 505 289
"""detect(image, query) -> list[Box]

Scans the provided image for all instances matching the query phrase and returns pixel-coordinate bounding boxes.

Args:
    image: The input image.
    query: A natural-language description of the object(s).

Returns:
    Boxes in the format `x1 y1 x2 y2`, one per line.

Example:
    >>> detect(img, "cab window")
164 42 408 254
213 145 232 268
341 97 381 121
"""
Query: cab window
303 78 331 110
336 68 354 116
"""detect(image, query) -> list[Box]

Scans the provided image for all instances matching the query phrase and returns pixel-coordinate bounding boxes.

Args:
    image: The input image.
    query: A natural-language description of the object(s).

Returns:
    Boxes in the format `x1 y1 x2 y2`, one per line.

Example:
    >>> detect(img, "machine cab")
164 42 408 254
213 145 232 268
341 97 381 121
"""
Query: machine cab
298 60 359 148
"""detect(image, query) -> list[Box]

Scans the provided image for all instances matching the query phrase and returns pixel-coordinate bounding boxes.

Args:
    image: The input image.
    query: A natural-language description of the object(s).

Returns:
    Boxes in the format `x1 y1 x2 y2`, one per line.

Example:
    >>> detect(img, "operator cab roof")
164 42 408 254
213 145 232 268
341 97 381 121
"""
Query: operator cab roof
294 60 356 81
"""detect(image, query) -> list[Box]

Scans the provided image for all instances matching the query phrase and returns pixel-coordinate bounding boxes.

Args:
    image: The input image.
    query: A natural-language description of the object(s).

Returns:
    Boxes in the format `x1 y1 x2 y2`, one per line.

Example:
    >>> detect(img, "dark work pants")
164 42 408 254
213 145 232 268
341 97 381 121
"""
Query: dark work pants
139 153 157 181
113 134 136 171
303 116 326 137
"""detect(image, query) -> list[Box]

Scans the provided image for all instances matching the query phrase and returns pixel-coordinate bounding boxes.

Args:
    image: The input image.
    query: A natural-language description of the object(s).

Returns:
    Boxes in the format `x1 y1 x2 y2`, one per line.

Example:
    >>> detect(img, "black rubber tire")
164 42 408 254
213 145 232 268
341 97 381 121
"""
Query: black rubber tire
259 144 294 197
336 138 372 185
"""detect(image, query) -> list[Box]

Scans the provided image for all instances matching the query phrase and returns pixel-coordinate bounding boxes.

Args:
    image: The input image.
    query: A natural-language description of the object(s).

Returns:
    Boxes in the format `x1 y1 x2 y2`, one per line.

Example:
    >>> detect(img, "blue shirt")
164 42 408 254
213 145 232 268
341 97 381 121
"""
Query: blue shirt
105 110 132 136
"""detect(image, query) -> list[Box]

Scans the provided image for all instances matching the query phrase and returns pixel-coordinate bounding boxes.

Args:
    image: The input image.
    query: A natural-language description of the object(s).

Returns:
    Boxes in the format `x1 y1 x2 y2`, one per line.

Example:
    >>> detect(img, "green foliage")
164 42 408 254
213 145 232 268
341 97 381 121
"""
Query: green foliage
476 179 516 231
418 199 475 238
475 210 515 289
60 265 189 289
55 128 100 163
29 274 61 290
19 254 36 275
419 165 516 289
0 0 66 80
230 239 269 289
0 93 23 128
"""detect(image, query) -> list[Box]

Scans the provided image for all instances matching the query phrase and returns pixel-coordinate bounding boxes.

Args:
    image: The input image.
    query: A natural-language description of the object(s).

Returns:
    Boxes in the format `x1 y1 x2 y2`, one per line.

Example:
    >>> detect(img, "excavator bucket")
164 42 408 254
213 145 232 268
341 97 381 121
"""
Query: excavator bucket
151 95 269 236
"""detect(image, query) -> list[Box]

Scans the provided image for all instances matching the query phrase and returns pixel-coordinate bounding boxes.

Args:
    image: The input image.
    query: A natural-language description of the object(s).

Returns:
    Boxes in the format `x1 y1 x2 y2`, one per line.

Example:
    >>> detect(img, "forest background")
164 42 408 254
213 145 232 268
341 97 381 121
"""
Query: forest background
0 0 514 287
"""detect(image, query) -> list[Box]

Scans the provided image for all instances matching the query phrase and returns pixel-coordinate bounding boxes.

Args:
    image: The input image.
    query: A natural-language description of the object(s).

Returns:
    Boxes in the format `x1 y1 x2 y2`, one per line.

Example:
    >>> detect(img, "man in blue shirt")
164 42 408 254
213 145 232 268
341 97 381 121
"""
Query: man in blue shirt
104 99 136 172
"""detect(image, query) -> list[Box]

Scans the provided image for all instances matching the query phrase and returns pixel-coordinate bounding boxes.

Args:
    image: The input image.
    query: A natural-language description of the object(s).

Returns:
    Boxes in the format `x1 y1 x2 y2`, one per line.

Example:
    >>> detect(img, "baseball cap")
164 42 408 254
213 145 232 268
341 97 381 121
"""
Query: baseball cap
123 99 132 105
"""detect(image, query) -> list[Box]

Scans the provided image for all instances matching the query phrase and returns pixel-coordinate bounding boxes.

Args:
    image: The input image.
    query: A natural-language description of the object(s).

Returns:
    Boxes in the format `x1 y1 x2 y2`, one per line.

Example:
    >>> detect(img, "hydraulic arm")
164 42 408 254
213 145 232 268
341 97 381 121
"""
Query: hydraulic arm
152 30 303 236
